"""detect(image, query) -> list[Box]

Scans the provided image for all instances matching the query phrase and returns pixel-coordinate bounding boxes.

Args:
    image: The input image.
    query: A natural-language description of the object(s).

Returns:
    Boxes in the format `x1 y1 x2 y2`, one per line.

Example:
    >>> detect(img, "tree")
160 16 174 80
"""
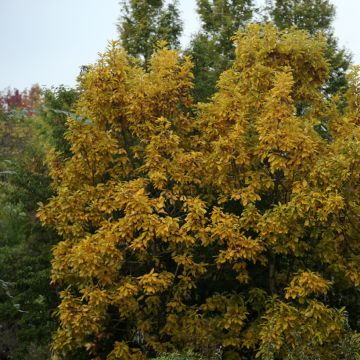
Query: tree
41 85 80 155
0 106 57 359
39 28 360 359
196 0 254 54
0 85 41 114
0 85 79 359
188 0 254 102
117 0 183 69
267 0 335 35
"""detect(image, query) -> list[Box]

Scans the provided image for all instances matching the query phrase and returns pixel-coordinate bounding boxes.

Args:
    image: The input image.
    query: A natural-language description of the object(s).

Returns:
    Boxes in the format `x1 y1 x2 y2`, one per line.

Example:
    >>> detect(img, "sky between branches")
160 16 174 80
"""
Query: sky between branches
0 0 359 90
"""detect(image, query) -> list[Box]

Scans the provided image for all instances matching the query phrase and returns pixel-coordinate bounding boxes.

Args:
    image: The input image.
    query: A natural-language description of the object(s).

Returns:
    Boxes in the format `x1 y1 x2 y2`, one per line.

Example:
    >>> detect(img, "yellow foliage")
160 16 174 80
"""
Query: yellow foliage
285 271 332 303
39 26 360 359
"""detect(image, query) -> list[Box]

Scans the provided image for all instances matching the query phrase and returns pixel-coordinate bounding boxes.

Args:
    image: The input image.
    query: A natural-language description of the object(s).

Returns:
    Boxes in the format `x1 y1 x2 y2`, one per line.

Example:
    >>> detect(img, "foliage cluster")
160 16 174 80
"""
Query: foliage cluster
181 0 350 102
0 85 41 113
151 352 204 360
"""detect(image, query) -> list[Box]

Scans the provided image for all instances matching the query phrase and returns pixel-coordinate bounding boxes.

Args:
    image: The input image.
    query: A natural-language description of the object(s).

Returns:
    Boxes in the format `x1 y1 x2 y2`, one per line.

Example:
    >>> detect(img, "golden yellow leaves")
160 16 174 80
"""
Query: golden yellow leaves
256 70 320 176
76 43 130 128
138 269 174 295
191 294 249 349
40 25 360 359
52 289 108 354
257 299 346 358
345 66 360 125
285 271 332 303
64 232 124 285
222 300 248 332
217 239 262 264
107 341 144 360
115 282 139 300
173 254 207 278
209 207 263 267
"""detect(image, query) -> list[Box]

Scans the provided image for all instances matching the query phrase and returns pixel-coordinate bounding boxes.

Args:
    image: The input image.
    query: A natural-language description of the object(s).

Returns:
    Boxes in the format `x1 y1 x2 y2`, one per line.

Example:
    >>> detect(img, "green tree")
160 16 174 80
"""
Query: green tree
267 0 335 35
0 86 78 359
118 0 183 69
0 107 57 359
188 0 254 102
41 85 80 155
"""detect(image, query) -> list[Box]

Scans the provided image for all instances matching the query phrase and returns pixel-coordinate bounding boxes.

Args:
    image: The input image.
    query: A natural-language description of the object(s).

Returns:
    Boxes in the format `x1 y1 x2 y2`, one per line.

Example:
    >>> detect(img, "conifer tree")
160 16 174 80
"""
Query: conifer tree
117 0 183 69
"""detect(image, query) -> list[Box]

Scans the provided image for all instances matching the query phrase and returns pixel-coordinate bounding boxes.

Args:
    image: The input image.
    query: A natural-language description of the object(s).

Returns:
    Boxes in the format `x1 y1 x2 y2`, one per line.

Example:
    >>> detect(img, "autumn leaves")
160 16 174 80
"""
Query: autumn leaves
39 25 360 359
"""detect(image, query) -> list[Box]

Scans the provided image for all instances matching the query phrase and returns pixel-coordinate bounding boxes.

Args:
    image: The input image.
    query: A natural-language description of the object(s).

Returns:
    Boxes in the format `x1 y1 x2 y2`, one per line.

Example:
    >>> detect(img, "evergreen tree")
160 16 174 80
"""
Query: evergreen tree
0 104 57 359
268 0 335 35
188 0 254 102
197 0 254 54
117 0 183 69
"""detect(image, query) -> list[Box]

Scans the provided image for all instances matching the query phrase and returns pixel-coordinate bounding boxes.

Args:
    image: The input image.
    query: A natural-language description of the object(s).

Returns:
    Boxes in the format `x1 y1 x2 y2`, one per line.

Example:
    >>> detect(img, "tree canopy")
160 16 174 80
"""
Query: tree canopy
0 88 58 359
188 0 254 102
39 26 360 359
117 0 183 69
268 0 335 35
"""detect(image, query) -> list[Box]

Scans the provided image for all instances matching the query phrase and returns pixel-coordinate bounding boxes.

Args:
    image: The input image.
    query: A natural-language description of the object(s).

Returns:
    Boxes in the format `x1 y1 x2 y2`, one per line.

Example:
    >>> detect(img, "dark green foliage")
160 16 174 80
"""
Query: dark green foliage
196 0 253 52
0 86 77 359
188 0 254 102
268 0 335 35
187 34 223 102
41 85 79 154
0 112 56 359
323 34 352 98
118 0 183 69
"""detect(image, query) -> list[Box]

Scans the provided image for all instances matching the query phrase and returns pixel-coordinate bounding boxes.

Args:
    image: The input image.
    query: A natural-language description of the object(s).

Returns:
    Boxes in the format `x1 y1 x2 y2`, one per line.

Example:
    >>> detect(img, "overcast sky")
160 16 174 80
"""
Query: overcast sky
0 0 359 90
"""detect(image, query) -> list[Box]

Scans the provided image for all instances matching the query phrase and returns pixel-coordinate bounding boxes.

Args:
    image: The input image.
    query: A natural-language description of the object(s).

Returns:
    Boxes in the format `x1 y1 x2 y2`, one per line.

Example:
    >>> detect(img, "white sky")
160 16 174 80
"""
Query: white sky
0 0 359 90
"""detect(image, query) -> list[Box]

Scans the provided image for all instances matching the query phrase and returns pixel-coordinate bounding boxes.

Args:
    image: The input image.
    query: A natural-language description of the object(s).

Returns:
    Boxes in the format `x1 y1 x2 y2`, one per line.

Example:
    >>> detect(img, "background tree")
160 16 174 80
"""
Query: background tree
187 0 254 102
39 27 360 359
0 103 56 359
267 0 335 34
117 0 183 69
0 86 78 359
0 85 41 114
40 85 80 155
